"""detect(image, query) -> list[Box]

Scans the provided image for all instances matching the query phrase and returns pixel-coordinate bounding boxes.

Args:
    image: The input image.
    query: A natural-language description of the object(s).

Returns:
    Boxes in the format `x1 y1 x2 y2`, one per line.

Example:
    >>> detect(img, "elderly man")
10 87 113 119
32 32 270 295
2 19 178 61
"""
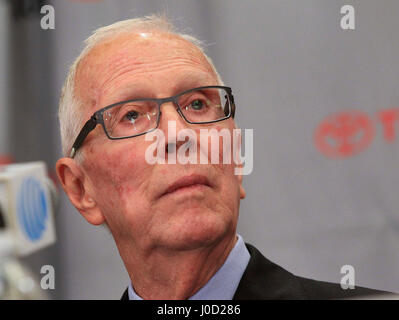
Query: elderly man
56 15 384 300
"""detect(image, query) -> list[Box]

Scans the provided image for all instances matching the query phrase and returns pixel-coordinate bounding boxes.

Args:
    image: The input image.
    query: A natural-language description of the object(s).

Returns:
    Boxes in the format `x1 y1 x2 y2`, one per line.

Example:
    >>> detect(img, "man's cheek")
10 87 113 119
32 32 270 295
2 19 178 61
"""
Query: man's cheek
83 155 140 203
94 147 142 181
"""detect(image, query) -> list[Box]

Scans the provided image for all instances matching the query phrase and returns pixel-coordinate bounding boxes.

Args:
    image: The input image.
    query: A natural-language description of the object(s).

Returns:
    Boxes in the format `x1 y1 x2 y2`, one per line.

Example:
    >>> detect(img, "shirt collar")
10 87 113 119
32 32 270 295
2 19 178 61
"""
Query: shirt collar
128 234 250 300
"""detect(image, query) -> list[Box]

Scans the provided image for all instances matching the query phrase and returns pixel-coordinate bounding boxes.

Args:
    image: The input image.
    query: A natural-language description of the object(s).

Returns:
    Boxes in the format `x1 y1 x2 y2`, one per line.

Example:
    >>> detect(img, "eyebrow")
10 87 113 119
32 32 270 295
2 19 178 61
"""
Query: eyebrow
106 72 217 105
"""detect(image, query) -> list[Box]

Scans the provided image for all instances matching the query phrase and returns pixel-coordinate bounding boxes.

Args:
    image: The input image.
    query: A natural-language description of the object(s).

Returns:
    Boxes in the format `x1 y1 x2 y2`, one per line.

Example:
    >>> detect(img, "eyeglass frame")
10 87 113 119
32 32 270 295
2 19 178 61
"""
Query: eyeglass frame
69 85 236 158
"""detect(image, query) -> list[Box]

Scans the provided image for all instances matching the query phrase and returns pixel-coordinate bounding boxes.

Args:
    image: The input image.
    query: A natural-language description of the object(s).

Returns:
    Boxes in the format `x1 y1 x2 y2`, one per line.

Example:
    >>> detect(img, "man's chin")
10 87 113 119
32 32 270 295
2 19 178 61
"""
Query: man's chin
157 218 233 252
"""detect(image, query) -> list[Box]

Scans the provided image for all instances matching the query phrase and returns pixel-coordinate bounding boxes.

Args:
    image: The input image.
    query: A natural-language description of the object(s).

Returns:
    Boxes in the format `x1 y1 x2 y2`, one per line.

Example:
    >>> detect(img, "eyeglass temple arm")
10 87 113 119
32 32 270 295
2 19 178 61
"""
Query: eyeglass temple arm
69 115 98 158
225 94 236 118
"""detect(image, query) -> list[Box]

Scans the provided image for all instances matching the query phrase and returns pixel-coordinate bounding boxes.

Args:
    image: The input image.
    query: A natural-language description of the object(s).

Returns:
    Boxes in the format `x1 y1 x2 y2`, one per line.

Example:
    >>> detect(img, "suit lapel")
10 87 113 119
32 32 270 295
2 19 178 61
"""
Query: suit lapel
121 287 129 300
233 243 306 299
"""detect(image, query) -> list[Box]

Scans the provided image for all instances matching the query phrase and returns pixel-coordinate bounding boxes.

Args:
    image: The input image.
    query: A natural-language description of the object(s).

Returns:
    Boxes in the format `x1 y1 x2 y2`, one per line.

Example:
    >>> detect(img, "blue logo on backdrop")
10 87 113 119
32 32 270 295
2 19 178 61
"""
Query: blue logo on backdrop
17 177 48 241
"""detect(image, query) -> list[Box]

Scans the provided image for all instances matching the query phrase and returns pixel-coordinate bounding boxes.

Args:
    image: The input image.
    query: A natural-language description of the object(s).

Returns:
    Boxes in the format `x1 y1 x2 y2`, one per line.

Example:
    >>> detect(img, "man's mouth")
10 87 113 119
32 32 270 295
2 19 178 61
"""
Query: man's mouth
162 174 211 197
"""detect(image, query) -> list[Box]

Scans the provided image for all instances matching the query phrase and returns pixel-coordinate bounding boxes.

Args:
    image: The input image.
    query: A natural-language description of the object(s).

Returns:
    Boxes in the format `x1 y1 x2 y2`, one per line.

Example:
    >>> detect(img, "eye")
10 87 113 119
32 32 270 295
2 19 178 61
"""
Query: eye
125 110 140 123
186 99 204 111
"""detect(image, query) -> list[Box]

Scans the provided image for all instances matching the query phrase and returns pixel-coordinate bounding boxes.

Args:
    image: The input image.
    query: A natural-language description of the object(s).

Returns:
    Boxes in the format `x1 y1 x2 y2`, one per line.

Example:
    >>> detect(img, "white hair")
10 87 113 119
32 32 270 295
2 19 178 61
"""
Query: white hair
58 14 224 159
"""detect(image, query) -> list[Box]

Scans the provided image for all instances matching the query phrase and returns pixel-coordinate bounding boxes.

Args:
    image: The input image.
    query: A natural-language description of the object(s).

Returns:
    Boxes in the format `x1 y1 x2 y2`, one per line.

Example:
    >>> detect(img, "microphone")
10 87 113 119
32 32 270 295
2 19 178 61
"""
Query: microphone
0 161 57 299
0 161 56 256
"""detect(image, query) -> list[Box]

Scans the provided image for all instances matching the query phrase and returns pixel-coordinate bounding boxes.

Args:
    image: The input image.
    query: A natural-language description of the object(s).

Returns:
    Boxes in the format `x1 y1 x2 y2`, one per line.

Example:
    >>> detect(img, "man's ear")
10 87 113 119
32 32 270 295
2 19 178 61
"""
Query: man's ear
232 125 246 200
56 157 105 225
238 175 246 200
236 165 246 200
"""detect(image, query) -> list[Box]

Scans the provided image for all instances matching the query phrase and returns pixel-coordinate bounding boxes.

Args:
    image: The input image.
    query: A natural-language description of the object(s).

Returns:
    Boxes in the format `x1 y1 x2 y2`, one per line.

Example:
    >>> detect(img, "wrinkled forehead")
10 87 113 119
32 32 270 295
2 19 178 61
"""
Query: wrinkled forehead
74 31 217 108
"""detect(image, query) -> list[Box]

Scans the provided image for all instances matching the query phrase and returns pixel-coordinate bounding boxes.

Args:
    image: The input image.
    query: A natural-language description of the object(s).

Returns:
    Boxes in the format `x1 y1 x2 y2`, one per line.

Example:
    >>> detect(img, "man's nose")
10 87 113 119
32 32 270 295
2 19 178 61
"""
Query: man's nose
158 101 190 154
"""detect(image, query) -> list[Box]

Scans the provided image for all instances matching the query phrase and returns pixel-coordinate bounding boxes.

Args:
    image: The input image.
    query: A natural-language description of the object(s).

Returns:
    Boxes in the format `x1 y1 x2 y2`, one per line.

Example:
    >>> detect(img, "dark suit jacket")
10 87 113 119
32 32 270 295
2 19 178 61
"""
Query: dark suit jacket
121 243 387 300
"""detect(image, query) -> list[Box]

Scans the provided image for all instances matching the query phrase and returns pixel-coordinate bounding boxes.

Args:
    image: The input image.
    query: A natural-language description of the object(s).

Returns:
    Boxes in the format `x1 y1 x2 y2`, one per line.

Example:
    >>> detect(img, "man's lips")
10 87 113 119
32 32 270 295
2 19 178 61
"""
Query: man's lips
161 174 211 197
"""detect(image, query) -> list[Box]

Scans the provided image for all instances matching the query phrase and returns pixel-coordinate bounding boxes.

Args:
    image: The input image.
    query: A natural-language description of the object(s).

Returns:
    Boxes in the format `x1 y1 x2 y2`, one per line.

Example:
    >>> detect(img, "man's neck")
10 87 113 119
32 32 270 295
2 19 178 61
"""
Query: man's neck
120 234 238 300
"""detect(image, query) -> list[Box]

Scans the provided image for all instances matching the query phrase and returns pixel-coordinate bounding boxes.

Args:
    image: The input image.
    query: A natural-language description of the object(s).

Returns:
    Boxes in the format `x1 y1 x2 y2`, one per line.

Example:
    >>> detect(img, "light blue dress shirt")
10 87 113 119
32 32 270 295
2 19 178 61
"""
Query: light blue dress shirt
128 234 250 300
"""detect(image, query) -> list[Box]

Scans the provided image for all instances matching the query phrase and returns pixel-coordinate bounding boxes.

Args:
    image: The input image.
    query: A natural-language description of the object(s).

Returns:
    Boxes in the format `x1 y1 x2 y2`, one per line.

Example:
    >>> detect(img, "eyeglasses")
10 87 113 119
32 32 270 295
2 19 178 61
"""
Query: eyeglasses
69 85 236 158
